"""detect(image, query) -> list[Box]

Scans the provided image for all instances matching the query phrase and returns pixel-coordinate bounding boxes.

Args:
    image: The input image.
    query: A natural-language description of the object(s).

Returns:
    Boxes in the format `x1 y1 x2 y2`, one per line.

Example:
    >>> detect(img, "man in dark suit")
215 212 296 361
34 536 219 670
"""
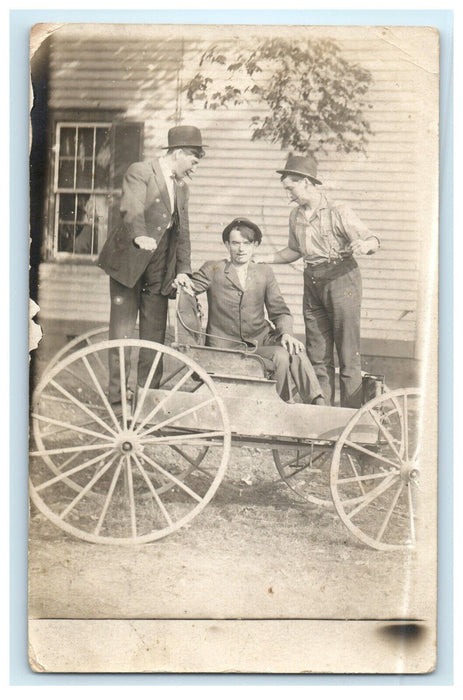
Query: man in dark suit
189 218 324 405
98 125 206 404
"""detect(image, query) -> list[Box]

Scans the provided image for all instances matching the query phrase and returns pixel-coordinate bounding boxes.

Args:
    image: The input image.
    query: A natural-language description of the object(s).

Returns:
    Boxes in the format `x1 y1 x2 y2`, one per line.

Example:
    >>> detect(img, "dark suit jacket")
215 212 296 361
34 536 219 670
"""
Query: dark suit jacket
191 260 294 349
97 158 191 291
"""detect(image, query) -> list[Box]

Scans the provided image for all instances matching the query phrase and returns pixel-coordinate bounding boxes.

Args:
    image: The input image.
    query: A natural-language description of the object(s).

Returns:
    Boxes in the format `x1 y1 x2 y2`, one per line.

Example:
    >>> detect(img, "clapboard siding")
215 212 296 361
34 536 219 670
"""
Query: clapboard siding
39 25 429 357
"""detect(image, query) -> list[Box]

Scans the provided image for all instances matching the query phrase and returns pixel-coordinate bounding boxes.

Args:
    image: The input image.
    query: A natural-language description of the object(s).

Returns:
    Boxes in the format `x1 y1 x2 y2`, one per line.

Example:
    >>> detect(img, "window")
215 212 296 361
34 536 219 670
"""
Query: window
52 120 143 260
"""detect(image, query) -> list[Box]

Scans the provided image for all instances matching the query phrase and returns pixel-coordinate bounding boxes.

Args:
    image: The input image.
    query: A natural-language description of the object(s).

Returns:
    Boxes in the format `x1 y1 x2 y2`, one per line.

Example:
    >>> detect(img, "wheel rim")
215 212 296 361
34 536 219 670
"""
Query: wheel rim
330 388 422 550
30 339 231 544
43 325 175 370
273 444 334 507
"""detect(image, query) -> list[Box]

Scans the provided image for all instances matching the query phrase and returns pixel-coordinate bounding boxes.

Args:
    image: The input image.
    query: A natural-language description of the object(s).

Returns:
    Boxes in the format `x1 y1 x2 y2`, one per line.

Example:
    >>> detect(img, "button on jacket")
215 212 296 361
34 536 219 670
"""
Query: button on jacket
191 260 293 349
97 158 191 292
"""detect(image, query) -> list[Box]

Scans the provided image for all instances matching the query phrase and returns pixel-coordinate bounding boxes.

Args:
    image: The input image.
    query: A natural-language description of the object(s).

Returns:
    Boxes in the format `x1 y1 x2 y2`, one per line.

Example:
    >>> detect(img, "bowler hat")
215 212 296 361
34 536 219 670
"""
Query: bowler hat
276 154 322 185
222 217 263 245
163 125 207 151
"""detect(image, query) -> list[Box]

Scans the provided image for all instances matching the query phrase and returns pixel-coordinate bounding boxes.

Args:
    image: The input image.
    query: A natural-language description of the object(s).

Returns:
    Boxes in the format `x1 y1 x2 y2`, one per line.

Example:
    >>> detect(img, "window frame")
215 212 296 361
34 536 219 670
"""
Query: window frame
45 110 144 264
53 121 113 261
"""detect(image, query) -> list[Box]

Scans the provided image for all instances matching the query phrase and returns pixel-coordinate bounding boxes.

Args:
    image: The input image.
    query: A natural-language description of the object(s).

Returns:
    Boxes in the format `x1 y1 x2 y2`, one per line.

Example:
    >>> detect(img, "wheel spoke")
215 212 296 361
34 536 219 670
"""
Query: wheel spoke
407 482 416 543
61 365 100 395
37 415 109 440
158 365 186 389
131 351 162 428
369 409 403 461
278 449 312 471
50 379 117 436
34 449 115 492
119 346 129 431
31 413 114 442
85 340 108 375
132 453 173 526
336 469 397 486
346 473 399 520
170 446 208 469
403 394 409 461
94 457 124 536
139 397 216 439
60 454 119 518
82 355 121 432
30 443 114 458
135 368 195 433
346 452 366 496
376 481 404 542
40 394 103 411
125 455 137 538
140 451 203 503
344 439 401 470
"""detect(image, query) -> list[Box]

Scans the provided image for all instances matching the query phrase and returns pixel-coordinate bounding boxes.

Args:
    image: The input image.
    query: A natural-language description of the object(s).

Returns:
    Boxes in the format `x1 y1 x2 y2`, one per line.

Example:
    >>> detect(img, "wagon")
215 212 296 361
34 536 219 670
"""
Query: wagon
29 290 422 551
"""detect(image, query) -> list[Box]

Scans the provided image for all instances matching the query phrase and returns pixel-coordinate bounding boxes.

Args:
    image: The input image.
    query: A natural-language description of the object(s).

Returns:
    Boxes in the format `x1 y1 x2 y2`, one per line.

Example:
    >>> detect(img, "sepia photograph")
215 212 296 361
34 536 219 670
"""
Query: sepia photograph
27 22 439 674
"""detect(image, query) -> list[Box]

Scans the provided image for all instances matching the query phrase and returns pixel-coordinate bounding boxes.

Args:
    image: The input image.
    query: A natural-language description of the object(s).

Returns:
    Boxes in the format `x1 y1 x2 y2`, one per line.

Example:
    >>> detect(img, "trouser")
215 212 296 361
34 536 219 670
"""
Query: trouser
108 277 168 403
302 256 362 408
255 344 323 404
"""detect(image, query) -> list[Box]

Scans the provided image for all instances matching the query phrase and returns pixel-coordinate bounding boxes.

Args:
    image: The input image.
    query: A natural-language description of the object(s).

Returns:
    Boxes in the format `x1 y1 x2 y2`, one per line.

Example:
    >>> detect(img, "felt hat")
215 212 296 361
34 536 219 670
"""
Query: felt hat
222 217 263 245
163 125 207 152
276 154 322 185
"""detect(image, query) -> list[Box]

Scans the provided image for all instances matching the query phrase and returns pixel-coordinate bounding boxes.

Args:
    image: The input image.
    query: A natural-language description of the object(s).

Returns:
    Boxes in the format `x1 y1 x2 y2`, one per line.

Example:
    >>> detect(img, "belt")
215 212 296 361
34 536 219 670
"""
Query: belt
304 254 353 269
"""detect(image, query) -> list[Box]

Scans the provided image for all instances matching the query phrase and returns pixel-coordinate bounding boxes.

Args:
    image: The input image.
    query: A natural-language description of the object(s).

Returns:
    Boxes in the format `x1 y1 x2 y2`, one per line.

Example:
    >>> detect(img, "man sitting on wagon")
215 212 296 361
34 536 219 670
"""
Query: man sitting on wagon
179 217 325 405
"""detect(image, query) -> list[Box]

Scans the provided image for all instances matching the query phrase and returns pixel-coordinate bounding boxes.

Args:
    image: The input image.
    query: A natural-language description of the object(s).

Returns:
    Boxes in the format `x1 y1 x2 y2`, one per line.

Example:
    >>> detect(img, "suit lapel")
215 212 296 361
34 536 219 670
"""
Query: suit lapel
151 159 172 213
224 261 244 291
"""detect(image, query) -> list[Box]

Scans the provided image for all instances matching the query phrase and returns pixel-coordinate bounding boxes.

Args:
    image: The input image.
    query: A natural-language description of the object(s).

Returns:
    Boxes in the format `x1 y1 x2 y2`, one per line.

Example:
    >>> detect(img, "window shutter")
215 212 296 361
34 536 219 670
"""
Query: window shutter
109 121 144 231
112 122 144 189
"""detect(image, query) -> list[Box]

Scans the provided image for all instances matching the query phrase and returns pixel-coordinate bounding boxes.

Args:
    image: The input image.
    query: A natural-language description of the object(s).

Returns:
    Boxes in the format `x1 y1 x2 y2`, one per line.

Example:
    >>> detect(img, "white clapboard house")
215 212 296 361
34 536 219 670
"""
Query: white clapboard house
31 24 432 385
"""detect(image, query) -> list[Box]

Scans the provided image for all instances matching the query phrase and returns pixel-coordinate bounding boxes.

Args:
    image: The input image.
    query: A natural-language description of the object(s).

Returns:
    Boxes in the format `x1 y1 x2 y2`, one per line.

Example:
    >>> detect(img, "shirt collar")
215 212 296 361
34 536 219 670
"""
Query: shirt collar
300 193 327 223
158 156 176 184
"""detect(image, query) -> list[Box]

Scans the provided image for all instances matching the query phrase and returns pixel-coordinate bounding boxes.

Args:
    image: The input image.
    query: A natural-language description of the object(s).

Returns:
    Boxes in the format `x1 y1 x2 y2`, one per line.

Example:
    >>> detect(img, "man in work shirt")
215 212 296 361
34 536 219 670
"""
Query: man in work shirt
98 125 205 405
189 217 325 405
255 154 380 408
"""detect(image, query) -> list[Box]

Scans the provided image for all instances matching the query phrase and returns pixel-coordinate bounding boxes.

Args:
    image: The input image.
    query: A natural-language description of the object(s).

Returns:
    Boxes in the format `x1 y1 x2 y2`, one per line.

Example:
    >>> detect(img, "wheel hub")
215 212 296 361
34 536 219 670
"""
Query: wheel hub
400 461 419 483
114 431 142 456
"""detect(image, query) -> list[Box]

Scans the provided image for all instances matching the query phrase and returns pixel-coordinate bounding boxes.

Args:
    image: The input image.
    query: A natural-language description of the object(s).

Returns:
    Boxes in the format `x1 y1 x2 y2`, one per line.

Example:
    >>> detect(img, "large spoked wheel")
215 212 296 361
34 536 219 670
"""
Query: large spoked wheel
44 325 175 369
272 444 334 507
330 388 422 550
30 339 231 544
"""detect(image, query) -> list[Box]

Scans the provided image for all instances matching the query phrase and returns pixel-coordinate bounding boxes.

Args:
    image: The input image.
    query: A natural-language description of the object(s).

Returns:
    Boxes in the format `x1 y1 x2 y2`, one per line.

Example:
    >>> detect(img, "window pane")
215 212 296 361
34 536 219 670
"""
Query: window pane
74 194 94 254
59 127 76 157
58 193 76 221
77 127 94 160
95 127 111 189
57 223 75 253
58 159 75 188
76 160 93 189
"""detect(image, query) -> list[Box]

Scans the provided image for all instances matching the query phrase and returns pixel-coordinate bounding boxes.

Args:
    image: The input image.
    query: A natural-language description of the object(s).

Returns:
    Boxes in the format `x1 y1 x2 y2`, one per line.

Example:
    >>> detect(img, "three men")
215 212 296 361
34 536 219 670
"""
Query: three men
255 154 380 408
98 125 204 404
190 218 325 405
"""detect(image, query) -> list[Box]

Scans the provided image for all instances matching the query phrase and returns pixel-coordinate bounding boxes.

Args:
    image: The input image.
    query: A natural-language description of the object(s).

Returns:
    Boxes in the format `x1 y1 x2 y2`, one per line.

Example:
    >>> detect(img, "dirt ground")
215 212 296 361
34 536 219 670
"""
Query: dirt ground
29 442 425 623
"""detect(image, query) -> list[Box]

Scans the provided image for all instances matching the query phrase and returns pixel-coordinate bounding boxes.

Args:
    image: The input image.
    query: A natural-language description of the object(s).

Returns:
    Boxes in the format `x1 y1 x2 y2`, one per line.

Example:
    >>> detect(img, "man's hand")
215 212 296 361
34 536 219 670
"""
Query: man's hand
134 236 157 251
281 333 305 355
172 273 195 296
350 237 379 256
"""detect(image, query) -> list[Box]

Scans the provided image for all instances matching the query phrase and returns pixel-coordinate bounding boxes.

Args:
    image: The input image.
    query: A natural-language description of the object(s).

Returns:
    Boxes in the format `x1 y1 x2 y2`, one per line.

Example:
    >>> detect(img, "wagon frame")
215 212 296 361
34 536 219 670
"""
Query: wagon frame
29 292 422 551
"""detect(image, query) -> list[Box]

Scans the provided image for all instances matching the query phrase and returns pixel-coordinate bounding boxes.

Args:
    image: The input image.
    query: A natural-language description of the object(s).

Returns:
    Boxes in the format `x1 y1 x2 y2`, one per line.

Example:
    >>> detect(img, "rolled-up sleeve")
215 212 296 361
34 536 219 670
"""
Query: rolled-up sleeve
287 208 302 253
334 205 381 250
